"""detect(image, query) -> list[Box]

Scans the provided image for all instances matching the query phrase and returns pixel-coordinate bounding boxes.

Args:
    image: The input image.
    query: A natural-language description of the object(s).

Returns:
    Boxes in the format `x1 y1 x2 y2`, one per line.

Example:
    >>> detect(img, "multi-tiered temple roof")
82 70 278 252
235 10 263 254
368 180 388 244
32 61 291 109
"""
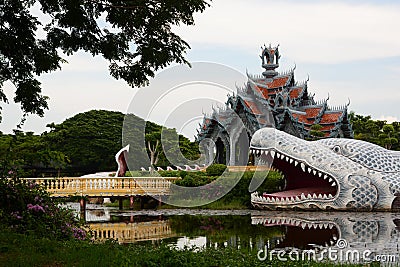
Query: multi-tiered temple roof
197 44 353 145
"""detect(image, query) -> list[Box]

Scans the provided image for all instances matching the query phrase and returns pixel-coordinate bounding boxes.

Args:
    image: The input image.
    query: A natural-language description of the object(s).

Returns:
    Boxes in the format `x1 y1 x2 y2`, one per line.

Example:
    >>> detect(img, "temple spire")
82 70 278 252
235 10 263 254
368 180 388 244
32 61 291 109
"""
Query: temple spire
260 44 280 79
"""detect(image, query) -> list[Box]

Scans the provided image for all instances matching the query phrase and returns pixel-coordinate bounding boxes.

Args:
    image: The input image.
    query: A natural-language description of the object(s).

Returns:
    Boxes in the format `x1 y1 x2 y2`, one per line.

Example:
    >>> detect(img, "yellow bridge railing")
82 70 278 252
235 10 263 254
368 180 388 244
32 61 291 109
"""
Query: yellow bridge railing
89 220 175 243
22 177 180 197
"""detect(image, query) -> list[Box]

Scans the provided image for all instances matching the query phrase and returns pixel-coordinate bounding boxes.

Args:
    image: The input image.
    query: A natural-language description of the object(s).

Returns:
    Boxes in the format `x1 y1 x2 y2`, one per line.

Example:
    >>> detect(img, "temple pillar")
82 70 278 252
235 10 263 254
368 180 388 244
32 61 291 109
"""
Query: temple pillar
229 136 236 166
207 141 215 165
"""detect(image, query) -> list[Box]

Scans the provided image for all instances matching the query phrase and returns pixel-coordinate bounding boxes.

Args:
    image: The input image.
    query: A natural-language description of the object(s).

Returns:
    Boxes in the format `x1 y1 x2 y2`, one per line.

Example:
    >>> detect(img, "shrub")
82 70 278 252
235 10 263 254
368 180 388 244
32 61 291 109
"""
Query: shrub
171 170 284 207
222 171 284 207
175 173 216 187
0 177 88 241
206 164 227 176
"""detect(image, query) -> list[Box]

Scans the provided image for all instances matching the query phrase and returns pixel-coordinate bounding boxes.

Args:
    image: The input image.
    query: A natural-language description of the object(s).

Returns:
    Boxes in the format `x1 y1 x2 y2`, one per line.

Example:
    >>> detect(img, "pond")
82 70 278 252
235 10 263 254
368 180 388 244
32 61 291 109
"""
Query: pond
67 203 400 264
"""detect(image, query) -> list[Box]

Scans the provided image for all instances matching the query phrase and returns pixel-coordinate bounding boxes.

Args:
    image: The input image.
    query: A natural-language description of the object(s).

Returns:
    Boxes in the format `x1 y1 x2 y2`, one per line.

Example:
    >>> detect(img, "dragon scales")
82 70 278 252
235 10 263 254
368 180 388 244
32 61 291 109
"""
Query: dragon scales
250 128 400 211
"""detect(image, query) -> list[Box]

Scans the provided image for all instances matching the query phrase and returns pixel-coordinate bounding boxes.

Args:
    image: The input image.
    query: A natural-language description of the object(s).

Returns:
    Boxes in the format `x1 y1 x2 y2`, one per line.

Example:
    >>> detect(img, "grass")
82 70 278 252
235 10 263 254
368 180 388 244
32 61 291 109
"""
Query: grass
0 228 371 267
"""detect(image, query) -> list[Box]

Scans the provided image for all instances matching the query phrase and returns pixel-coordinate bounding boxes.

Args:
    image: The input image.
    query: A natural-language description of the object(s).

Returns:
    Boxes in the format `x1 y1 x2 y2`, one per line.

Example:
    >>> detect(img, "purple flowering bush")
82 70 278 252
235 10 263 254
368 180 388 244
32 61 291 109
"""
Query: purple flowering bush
0 177 88 241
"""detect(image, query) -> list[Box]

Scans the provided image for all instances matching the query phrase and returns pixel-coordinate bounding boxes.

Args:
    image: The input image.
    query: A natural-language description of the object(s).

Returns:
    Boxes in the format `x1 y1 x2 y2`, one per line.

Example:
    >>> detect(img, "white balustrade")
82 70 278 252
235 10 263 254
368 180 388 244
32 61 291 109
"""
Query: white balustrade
22 177 180 197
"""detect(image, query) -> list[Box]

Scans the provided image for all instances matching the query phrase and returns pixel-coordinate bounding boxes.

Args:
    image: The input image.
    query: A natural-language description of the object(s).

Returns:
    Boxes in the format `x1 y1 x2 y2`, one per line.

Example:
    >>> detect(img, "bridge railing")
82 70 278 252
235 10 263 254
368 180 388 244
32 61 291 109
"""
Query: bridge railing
89 220 175 243
22 177 180 197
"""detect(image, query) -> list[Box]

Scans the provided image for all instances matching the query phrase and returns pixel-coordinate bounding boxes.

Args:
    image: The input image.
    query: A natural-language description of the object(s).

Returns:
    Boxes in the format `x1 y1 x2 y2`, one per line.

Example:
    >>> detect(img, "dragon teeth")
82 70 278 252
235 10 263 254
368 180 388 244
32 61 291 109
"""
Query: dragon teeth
313 170 317 175
301 163 306 172
331 182 336 187
318 172 322 178
328 194 333 198
328 178 333 183
308 167 312 173
290 159 294 164
294 161 299 167
307 194 312 199
270 151 276 158
301 193 306 200
324 175 328 180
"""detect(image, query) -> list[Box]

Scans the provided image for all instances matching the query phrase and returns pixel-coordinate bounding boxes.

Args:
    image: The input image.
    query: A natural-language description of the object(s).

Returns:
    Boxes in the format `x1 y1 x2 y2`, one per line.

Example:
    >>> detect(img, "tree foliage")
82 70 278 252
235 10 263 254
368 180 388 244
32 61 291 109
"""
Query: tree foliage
349 112 400 150
0 130 68 177
0 110 200 176
0 0 210 119
309 124 325 140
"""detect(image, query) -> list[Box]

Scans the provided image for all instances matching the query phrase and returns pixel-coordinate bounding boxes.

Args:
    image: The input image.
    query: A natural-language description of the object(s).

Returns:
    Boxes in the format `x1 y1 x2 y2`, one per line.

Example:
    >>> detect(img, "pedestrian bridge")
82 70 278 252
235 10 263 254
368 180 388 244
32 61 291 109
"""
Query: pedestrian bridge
22 177 180 197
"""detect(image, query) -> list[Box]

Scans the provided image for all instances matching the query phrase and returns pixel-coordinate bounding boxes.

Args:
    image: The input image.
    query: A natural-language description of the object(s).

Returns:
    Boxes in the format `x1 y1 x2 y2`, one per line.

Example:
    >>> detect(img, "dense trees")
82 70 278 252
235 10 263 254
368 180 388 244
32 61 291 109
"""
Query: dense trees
349 112 400 150
0 0 210 119
0 130 68 177
0 110 200 177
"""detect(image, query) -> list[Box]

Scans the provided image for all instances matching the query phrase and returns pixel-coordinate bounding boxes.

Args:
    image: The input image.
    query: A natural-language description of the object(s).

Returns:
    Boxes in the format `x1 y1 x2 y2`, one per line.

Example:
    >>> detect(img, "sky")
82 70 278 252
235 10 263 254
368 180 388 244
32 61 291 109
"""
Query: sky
1 0 400 140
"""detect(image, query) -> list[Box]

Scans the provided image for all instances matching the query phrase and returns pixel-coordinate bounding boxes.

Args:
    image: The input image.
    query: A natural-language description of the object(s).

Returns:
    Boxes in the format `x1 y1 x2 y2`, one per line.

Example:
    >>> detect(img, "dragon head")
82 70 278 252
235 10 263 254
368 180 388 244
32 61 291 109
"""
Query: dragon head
250 128 396 211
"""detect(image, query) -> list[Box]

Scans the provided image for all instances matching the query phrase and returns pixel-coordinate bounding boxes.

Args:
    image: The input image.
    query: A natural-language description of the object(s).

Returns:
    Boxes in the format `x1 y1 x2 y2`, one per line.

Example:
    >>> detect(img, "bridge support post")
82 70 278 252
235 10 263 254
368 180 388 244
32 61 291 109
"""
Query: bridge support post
130 196 135 210
158 195 162 208
79 198 86 221
119 198 123 210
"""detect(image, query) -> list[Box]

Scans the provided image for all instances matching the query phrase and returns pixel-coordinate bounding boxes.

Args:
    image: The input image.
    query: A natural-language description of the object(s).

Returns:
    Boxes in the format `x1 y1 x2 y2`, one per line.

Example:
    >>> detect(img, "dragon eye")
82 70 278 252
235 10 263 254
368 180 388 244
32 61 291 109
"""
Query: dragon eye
333 146 341 154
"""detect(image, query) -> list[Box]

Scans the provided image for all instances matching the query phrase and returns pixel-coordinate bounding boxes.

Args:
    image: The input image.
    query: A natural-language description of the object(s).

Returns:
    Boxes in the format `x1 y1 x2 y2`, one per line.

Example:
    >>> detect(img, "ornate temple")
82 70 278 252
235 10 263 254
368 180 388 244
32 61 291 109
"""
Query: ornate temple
196 44 353 166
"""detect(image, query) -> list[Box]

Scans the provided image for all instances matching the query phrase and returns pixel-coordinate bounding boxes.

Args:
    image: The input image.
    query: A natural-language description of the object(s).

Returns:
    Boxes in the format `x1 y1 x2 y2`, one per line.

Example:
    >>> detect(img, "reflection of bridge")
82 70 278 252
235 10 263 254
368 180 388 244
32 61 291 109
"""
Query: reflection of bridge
23 177 180 197
89 220 176 243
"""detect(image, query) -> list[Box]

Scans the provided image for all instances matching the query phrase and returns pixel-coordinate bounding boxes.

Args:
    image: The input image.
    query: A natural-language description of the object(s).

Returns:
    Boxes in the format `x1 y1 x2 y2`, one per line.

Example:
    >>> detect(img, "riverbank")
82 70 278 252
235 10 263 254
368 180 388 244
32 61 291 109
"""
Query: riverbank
104 169 284 210
0 228 363 267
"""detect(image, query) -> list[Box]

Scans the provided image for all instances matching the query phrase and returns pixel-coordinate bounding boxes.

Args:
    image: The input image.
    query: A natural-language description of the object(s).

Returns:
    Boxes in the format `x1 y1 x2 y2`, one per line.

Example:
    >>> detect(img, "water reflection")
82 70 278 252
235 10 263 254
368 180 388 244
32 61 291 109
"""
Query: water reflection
252 212 400 263
66 203 400 263
90 219 175 243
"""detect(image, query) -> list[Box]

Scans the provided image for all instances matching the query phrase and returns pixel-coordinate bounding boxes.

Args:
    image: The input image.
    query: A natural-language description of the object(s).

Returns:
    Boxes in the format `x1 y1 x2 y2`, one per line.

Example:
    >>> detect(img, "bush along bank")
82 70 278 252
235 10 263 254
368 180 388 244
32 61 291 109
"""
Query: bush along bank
157 164 284 209
0 175 88 241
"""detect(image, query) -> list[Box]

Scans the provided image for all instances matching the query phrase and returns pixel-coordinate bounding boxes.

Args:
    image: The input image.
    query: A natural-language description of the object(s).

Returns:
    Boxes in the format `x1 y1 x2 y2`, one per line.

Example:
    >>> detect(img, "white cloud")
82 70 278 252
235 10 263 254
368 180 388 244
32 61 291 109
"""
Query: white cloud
378 115 399 123
176 0 400 64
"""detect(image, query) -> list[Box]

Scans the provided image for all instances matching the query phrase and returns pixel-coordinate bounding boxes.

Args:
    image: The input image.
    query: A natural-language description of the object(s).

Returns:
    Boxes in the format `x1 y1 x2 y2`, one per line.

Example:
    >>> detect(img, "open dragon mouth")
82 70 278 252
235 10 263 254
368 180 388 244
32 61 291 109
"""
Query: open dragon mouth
252 216 339 249
250 147 338 206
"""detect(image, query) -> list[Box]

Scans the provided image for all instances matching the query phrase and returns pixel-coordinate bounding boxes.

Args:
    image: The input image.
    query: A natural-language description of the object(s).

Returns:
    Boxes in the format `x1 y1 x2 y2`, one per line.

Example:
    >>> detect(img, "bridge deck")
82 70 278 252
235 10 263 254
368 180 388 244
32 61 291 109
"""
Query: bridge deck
22 177 180 197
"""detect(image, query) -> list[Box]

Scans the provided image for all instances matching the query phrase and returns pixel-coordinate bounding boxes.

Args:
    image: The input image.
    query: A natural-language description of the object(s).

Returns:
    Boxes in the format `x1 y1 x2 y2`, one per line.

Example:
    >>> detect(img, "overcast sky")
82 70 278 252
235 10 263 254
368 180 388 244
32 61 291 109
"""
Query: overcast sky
1 0 400 139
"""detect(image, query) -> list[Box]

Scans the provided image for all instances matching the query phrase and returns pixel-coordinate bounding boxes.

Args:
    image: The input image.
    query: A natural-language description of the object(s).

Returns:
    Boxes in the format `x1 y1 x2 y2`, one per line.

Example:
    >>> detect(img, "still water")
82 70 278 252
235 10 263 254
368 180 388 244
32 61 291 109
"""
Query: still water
67 203 400 263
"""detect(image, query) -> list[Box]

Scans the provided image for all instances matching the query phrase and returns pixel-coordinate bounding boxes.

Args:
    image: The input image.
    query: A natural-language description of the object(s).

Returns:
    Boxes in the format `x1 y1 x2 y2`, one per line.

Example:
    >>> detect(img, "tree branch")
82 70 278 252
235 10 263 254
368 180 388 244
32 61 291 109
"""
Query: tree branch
84 0 147 10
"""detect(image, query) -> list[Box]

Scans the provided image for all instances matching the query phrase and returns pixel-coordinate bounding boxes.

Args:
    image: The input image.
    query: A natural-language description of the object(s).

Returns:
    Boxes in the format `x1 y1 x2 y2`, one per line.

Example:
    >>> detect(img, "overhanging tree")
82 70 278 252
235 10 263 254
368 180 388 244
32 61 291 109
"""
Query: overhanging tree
0 0 210 120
